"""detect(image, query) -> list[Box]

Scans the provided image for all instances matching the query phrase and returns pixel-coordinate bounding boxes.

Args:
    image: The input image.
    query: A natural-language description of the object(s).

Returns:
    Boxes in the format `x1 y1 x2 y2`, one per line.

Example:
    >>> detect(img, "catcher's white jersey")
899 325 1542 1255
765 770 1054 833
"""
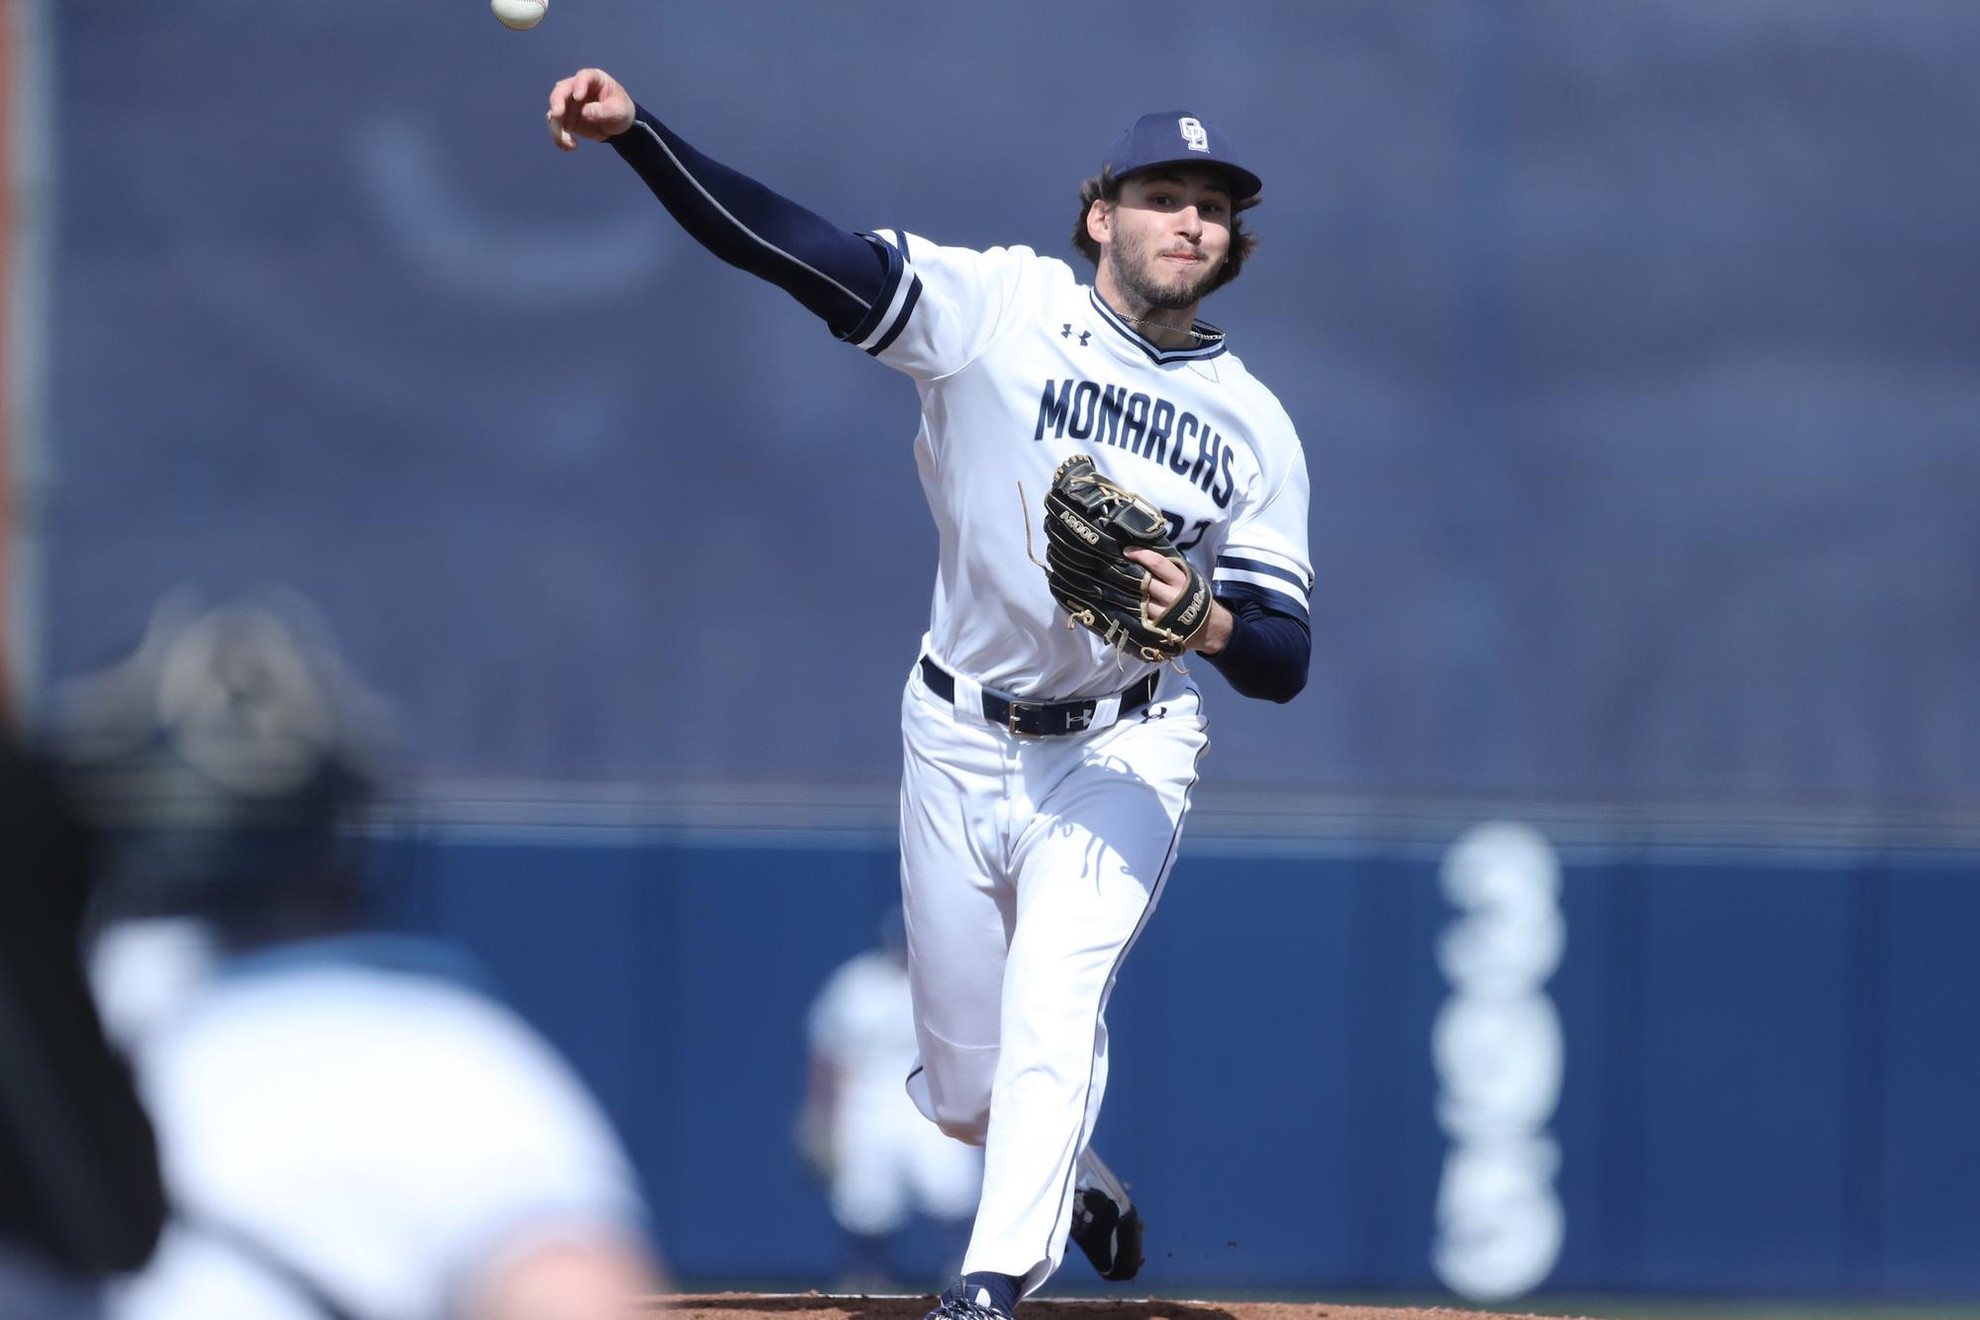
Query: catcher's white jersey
855 233 1312 700
95 928 647 1320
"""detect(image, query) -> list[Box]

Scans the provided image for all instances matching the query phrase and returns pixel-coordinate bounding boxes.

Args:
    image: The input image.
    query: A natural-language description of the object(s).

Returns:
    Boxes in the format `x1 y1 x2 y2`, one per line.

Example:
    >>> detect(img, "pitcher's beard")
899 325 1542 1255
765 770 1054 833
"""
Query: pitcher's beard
1106 236 1221 313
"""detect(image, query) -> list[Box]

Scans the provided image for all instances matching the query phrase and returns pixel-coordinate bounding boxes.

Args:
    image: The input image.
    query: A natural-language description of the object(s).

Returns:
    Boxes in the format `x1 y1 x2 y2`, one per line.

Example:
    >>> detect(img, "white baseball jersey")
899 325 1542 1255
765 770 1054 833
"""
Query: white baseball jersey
852 233 1312 700
95 927 647 1320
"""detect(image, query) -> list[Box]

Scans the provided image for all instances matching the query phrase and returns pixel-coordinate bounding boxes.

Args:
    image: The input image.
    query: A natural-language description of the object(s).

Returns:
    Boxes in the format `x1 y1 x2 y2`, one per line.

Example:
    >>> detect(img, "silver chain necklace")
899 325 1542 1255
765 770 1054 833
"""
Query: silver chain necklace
1112 309 1225 345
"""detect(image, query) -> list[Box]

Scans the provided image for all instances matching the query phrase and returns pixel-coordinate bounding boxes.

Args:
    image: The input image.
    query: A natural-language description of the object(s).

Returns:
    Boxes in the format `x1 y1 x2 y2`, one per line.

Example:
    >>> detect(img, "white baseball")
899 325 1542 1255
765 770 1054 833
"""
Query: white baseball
491 0 546 30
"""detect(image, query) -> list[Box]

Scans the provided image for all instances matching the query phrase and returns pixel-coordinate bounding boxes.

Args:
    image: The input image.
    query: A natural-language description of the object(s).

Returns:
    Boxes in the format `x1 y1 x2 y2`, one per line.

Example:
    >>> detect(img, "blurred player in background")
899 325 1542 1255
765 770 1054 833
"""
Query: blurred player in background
0 729 166 1320
544 64 1309 1320
799 913 982 1291
52 588 661 1320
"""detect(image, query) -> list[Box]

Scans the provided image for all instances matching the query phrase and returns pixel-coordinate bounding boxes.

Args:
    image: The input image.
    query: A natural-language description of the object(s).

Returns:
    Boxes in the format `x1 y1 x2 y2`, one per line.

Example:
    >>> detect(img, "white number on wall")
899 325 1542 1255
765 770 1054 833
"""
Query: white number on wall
1431 821 1566 1301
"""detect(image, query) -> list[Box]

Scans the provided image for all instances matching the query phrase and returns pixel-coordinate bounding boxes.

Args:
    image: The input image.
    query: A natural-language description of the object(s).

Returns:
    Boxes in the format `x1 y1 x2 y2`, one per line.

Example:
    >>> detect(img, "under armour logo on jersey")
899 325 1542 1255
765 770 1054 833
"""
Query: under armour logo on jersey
1178 117 1209 152
1061 324 1092 346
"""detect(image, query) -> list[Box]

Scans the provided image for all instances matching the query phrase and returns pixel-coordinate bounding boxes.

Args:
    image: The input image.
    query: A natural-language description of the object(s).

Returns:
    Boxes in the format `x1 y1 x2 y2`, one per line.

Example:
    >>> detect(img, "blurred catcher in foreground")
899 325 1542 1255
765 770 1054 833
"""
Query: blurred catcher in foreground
54 588 661 1320
0 730 166 1319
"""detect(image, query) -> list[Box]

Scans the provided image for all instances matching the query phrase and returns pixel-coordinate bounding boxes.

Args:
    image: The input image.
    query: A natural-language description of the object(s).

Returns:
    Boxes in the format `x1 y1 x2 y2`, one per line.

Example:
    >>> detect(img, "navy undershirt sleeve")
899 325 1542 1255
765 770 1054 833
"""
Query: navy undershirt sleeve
609 105 899 341
1205 597 1310 703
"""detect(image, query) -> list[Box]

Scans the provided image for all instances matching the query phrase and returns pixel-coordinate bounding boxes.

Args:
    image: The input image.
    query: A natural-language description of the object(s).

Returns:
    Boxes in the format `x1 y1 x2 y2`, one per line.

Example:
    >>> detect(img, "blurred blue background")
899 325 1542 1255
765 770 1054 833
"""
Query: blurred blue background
11 0 1979 1311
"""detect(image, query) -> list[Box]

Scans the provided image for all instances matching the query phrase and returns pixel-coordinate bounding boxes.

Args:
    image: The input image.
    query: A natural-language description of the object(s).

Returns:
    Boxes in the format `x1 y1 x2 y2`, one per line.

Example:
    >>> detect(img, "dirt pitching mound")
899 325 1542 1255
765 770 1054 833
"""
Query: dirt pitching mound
646 1292 1602 1320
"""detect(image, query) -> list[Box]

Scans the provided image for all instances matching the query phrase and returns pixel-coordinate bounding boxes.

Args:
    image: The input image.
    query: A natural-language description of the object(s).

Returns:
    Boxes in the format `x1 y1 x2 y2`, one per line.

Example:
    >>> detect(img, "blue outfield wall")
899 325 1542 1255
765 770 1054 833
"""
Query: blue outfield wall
362 812 1980 1303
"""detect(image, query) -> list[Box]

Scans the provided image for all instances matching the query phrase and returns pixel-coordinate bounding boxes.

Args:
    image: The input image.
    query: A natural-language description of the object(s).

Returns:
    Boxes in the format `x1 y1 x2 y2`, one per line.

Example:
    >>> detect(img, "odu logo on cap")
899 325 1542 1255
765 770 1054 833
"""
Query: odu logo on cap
1178 117 1209 152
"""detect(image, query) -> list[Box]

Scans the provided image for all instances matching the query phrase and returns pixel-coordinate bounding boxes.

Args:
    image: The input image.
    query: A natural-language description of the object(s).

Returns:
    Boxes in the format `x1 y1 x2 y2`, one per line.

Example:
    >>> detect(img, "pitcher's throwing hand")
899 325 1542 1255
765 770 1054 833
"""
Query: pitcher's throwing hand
547 68 634 150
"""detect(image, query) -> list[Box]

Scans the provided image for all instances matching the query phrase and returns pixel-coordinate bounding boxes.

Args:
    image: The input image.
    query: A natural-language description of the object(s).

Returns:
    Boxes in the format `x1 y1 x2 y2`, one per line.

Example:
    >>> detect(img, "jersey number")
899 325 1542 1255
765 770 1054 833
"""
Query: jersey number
1162 512 1212 553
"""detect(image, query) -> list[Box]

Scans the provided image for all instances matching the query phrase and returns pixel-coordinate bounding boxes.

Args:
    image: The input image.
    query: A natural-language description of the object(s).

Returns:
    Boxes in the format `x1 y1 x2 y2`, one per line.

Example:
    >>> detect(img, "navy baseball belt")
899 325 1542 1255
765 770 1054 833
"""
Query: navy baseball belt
919 656 1159 738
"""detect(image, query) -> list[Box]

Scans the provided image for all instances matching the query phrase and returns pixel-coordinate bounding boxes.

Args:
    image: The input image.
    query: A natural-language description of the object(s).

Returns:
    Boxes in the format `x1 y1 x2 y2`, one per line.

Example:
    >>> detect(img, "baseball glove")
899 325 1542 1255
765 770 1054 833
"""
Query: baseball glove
1039 455 1213 662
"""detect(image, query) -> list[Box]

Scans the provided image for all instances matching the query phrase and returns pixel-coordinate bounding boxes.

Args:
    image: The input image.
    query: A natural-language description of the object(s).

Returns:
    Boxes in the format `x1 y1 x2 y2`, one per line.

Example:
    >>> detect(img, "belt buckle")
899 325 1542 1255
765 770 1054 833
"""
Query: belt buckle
1006 700 1042 738
1005 699 1097 737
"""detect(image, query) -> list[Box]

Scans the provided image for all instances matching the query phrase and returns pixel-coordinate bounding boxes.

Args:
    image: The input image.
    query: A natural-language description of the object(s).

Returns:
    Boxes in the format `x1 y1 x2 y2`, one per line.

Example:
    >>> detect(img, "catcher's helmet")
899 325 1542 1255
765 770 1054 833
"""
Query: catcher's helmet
51 588 392 930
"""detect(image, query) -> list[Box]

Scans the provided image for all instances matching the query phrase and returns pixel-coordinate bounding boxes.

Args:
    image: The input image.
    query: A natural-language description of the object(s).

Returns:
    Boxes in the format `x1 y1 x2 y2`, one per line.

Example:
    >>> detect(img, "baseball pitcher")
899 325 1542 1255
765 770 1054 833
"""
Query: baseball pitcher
546 70 1312 1320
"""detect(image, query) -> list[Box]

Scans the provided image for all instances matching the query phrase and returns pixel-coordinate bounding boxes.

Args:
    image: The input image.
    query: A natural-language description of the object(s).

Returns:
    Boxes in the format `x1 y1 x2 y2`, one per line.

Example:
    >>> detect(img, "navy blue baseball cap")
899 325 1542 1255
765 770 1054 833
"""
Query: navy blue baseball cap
1101 111 1262 201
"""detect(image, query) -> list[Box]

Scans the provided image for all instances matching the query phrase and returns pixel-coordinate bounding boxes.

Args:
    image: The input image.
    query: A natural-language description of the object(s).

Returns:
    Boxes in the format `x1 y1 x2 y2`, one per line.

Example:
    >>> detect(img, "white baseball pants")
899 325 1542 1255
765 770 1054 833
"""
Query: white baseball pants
897 657 1209 1294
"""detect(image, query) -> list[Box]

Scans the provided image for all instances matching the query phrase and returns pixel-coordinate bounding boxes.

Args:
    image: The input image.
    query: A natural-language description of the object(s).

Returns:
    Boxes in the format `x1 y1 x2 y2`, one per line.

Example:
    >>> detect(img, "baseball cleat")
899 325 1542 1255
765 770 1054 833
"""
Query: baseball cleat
1068 1148 1145 1282
923 1277 1014 1320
